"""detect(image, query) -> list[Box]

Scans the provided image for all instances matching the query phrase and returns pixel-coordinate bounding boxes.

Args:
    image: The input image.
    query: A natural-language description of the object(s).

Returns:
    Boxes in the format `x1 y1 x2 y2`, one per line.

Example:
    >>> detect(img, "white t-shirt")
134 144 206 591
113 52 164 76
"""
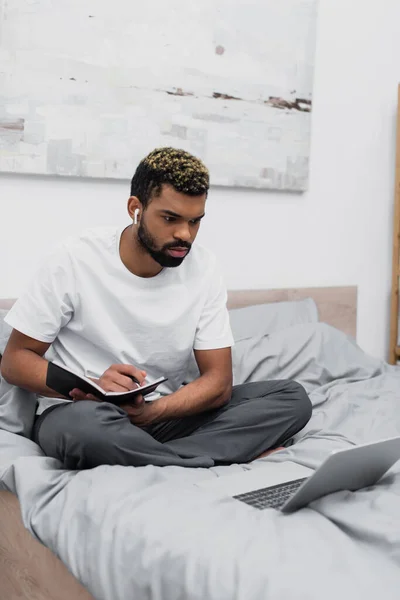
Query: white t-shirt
5 226 234 414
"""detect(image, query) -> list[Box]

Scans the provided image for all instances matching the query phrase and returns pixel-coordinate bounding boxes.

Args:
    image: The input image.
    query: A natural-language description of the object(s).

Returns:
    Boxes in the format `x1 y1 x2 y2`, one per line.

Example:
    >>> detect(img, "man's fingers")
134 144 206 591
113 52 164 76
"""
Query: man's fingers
86 394 99 401
70 388 87 401
132 394 144 407
105 377 135 392
99 365 147 393
116 374 142 391
120 403 144 416
105 372 146 392
111 364 147 386
69 389 100 402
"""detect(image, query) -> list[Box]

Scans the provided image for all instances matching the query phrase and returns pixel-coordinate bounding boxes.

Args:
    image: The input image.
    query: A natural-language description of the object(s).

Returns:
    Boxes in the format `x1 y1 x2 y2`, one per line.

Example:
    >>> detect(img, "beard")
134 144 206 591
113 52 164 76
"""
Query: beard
137 218 191 268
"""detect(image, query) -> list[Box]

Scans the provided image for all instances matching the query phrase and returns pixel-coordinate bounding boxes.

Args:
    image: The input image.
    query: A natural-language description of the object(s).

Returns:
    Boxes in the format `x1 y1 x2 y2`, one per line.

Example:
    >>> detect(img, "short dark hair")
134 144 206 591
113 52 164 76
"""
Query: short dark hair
130 147 209 208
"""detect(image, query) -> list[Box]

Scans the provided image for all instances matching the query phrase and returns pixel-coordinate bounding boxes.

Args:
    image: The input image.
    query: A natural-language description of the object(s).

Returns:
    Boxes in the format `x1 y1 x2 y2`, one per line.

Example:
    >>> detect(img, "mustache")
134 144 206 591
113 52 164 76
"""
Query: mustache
164 242 191 250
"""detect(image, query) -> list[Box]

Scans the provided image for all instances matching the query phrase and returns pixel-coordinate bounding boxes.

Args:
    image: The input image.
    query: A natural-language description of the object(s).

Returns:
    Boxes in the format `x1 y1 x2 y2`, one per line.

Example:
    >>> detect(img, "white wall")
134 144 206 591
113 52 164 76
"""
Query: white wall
1 0 400 360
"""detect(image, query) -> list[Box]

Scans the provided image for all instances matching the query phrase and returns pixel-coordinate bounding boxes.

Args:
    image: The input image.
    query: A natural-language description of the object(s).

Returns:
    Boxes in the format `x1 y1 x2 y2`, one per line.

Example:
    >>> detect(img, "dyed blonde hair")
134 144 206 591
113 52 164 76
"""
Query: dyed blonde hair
130 147 209 207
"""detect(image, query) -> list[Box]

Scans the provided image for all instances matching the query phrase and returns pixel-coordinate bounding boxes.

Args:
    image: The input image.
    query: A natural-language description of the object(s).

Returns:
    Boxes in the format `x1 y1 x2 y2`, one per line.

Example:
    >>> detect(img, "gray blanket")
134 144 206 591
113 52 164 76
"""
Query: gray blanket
2 322 400 600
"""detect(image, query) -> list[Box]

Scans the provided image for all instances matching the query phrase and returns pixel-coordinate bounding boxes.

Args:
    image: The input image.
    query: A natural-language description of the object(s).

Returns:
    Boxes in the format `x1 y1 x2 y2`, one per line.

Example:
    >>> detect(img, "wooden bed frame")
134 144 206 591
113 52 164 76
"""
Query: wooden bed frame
0 286 357 600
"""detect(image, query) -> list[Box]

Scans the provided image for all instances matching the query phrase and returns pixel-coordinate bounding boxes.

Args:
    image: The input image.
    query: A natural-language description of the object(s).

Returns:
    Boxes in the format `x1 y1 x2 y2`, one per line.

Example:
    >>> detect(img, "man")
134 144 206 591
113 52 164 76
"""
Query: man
1 147 312 469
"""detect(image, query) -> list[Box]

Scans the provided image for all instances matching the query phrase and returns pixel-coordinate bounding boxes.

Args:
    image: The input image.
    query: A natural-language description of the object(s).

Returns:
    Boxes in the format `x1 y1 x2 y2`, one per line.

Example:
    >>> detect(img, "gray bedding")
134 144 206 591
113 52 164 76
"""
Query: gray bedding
2 322 400 600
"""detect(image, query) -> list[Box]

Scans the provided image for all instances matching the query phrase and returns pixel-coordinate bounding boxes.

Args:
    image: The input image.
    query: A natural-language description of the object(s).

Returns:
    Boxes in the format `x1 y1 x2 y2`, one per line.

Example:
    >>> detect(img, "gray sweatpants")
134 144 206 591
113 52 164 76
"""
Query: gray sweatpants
33 380 312 469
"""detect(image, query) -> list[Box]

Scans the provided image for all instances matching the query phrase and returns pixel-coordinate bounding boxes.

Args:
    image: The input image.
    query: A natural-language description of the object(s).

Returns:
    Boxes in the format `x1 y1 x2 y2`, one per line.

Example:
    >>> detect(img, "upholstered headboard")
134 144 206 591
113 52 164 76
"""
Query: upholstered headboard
227 286 357 338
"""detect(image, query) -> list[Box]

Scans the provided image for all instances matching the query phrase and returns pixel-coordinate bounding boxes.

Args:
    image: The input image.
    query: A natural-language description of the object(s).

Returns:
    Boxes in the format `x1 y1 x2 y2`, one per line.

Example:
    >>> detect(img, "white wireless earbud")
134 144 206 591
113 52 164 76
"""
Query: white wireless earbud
133 208 140 225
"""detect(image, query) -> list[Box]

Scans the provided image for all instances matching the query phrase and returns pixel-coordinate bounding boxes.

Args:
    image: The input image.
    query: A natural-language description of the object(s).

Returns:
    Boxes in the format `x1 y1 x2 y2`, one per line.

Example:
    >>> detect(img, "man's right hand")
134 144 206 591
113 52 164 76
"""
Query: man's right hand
69 363 147 402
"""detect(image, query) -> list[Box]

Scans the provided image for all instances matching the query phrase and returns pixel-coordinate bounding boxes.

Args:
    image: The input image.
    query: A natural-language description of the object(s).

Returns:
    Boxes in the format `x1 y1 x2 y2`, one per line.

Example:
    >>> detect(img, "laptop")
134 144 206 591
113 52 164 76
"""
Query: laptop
194 436 400 513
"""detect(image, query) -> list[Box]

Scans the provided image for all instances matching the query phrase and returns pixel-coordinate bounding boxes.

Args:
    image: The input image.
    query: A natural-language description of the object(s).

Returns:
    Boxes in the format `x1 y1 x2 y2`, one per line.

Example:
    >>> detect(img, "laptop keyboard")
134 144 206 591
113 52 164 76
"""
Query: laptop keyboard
233 477 308 510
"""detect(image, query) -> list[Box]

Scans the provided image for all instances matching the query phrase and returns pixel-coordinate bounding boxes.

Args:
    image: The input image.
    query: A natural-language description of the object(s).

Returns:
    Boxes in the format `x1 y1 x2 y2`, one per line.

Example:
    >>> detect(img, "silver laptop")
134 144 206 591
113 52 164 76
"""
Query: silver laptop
195 436 400 513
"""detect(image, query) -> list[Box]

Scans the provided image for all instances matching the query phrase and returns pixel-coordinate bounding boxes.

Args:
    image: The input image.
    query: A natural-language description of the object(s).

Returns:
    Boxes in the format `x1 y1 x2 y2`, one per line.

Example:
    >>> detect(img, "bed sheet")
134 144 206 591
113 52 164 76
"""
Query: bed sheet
2 323 400 600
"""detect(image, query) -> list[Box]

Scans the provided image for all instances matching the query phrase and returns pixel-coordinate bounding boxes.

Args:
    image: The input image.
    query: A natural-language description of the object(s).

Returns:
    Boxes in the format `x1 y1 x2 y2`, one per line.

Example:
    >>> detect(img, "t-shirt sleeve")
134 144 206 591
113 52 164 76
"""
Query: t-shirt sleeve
4 245 76 343
193 259 234 351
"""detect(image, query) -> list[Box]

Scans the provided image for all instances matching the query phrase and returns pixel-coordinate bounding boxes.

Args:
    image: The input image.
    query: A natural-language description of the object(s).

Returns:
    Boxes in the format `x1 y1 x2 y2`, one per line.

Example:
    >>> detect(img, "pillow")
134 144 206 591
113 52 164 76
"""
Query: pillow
0 380 38 438
0 308 12 357
228 298 318 342
0 308 38 438
232 322 385 393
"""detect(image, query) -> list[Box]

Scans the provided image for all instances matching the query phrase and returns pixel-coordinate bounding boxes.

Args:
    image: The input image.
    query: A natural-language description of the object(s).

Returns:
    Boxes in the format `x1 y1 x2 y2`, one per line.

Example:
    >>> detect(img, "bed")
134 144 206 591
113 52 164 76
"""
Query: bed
2 284 400 600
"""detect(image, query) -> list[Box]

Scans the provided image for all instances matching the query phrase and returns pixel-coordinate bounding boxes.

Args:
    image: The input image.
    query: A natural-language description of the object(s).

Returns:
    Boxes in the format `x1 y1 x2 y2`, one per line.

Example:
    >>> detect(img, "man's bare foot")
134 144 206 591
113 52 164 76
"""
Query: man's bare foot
253 447 285 461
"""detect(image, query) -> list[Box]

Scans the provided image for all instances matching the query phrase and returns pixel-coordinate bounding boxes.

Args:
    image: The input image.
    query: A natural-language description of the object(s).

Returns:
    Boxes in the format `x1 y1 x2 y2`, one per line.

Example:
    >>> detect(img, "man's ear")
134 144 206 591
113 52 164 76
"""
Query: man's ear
127 196 142 220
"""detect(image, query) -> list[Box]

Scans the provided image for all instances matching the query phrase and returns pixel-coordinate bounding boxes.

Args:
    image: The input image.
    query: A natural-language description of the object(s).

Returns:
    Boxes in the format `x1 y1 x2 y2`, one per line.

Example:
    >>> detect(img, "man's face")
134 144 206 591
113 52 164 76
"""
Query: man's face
136 184 206 268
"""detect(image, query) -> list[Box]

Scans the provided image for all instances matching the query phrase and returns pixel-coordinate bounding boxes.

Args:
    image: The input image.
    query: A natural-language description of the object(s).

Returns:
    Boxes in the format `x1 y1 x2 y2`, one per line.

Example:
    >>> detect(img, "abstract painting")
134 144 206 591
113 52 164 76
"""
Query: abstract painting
0 0 317 190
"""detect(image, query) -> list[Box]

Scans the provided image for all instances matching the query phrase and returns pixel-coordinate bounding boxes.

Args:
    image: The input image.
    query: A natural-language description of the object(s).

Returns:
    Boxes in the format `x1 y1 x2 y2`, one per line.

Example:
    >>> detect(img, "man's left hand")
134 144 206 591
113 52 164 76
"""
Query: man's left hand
120 397 163 427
